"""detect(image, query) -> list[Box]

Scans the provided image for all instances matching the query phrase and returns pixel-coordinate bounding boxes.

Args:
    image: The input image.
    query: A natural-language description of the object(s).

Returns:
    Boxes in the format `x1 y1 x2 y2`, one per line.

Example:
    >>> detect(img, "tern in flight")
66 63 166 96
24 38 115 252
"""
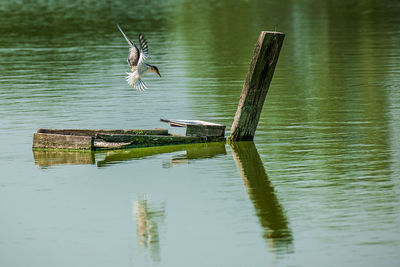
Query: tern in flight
116 23 161 91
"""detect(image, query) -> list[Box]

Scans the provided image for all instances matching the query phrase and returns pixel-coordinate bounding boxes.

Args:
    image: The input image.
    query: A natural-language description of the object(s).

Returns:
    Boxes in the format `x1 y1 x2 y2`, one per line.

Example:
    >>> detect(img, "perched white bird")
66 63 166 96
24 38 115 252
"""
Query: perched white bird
116 23 161 91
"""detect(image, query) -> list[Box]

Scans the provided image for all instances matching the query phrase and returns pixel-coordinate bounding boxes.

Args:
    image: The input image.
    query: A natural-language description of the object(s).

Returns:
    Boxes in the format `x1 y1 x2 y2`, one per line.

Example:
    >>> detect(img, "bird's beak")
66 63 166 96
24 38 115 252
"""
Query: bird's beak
157 70 161 77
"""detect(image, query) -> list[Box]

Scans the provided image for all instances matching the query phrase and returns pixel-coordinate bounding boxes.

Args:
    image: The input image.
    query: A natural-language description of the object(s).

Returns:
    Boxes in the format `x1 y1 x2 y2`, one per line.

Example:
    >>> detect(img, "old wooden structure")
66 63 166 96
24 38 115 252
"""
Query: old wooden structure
33 120 226 151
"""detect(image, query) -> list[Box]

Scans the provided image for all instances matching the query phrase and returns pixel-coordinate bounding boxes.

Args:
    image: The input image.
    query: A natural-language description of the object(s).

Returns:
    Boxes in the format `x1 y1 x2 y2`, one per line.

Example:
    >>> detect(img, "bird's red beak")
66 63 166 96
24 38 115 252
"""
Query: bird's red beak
157 70 161 77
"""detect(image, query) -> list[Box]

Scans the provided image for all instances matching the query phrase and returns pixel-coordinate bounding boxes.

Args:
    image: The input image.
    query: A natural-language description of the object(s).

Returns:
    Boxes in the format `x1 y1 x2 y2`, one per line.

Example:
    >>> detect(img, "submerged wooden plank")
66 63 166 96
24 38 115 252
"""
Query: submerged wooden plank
33 128 226 151
33 133 93 150
97 134 204 144
96 134 225 149
37 128 169 136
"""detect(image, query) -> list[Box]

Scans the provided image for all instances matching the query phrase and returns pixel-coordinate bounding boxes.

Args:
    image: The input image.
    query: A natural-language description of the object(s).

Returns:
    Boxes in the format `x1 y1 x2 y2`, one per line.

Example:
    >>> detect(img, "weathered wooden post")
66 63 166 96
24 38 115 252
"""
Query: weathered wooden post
229 31 285 142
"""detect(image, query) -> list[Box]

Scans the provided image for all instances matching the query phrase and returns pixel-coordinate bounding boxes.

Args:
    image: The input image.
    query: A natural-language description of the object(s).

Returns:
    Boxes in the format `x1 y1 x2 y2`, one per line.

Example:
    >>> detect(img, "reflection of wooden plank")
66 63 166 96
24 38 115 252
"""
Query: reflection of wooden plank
33 151 95 167
185 142 226 159
97 144 190 167
98 142 226 167
229 31 285 141
38 128 169 136
33 133 93 150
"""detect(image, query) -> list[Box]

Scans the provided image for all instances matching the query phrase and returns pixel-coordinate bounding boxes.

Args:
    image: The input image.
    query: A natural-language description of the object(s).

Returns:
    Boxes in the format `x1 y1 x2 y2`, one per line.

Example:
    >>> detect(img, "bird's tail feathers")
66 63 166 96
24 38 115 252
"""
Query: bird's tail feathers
134 79 147 91
126 72 135 87
126 73 147 91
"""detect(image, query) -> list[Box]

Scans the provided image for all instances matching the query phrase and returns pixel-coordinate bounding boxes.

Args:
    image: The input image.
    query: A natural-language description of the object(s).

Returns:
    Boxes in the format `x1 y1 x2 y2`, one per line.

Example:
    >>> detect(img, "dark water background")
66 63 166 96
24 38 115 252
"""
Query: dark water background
1 0 399 266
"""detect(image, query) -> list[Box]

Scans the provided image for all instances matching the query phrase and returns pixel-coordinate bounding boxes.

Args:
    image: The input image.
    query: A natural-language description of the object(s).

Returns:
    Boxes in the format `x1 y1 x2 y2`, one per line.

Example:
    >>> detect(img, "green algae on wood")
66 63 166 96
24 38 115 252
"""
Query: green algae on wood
33 131 226 151
96 134 225 149
38 128 169 136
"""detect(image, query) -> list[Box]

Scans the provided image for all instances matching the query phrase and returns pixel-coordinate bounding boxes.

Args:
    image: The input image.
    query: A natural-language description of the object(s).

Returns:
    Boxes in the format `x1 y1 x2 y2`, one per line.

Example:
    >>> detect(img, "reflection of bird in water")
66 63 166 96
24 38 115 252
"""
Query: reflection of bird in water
116 23 161 91
134 198 166 262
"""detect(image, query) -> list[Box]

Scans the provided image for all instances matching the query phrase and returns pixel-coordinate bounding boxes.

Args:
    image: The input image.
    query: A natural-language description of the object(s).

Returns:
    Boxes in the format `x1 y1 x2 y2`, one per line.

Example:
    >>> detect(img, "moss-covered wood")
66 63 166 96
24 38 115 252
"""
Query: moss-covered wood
96 134 225 149
38 128 169 136
33 130 226 151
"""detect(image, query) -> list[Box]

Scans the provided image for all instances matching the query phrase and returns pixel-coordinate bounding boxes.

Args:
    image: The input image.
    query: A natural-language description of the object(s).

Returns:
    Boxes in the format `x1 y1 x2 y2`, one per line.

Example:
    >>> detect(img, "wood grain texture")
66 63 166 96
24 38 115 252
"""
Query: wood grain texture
229 31 285 142
33 133 94 150
186 124 226 137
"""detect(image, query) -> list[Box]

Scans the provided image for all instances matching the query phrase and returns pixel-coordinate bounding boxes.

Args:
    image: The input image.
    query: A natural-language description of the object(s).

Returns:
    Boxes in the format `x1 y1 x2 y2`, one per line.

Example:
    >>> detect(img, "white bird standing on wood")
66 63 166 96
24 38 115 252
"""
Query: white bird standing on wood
116 23 161 91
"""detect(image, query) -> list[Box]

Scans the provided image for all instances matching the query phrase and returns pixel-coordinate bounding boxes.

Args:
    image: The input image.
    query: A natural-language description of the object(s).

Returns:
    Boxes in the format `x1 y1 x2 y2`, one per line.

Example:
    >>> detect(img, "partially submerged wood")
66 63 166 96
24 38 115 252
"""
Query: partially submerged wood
38 128 169 136
96 134 224 147
33 120 226 151
229 31 285 142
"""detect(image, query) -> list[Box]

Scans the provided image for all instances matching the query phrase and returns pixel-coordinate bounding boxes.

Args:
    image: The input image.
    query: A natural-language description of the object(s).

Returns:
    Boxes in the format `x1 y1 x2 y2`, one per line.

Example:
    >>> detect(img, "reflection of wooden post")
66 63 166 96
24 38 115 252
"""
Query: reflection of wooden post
229 31 285 142
230 141 292 251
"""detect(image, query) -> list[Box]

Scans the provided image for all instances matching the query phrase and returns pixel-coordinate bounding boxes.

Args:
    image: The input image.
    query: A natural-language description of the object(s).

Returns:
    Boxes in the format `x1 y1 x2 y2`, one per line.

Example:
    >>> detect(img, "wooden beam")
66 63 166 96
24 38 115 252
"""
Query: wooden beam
229 31 285 142
160 119 226 137
186 124 225 137
33 133 93 150
37 128 169 136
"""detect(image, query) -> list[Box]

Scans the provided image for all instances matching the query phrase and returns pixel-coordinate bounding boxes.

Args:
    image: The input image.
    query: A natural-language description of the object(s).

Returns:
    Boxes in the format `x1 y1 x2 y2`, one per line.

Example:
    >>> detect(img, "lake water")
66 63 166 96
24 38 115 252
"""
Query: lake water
1 0 400 266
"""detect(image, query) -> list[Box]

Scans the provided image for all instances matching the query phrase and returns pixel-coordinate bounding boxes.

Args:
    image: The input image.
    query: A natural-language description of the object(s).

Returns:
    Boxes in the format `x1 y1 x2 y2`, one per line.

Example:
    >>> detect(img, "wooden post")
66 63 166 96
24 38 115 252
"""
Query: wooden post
229 31 285 142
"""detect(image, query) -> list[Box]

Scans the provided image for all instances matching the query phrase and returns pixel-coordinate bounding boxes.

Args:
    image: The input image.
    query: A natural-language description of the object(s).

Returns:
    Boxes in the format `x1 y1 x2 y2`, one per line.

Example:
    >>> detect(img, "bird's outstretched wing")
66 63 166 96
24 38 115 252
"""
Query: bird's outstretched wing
137 34 149 70
116 23 140 68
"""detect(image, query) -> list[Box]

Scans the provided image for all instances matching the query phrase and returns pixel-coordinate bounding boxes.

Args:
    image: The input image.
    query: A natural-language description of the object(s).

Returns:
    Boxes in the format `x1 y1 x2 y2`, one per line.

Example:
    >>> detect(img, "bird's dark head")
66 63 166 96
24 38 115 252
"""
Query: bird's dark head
151 65 161 77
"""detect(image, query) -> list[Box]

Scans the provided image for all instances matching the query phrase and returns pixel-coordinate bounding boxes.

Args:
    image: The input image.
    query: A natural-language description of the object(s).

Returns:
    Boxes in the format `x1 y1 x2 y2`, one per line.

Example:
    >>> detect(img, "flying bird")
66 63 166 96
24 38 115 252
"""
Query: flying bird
116 23 161 91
